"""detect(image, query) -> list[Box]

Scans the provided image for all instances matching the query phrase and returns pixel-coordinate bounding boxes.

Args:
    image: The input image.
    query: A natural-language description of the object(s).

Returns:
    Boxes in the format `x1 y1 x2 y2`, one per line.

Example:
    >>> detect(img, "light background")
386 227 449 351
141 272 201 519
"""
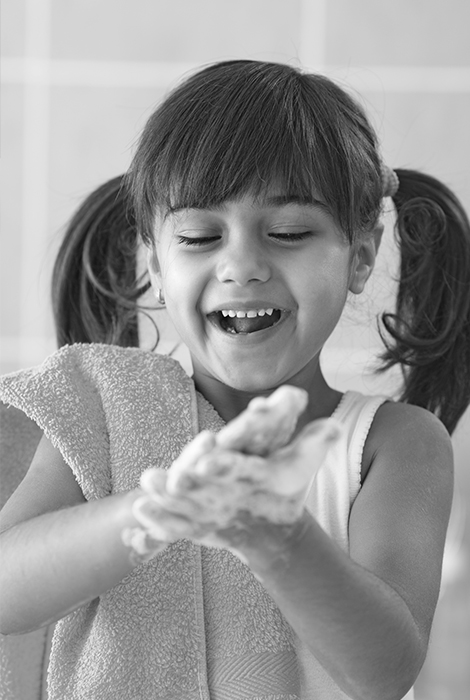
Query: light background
1 1 469 697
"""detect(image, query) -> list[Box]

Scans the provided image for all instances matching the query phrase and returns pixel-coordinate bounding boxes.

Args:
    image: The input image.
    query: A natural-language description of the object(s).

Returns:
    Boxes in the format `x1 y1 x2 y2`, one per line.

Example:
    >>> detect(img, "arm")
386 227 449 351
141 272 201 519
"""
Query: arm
0 434 142 635
233 404 453 700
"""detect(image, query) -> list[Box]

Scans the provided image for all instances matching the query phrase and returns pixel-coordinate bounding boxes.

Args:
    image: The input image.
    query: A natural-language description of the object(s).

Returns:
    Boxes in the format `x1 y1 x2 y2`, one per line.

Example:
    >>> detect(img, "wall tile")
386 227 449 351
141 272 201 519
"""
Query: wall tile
47 85 165 235
50 0 301 63
363 91 470 212
326 0 470 66
1 0 26 57
0 85 24 342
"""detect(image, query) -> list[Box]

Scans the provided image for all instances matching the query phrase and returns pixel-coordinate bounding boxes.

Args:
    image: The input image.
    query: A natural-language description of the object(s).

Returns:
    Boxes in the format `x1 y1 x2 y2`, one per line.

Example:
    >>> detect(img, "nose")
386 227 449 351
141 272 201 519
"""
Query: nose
216 235 271 286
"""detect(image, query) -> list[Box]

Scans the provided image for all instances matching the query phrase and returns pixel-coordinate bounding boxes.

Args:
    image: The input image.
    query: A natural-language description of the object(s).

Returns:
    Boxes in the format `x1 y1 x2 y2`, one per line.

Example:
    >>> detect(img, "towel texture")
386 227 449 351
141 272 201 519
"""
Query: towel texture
0 344 393 699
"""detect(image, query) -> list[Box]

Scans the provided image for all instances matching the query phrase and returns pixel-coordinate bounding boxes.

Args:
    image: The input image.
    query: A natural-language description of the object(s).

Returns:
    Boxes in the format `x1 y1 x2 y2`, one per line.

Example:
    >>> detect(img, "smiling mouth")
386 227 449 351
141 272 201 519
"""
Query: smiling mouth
209 308 283 334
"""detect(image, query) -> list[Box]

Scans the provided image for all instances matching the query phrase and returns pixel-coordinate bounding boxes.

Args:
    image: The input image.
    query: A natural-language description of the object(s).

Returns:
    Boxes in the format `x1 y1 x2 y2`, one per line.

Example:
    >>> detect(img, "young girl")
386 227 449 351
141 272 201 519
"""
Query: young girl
1 60 469 700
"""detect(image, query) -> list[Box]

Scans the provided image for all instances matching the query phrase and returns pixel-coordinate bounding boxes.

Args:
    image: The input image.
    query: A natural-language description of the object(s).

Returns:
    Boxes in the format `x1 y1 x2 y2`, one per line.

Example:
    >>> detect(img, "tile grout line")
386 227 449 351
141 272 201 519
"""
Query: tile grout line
298 0 327 71
2 56 470 92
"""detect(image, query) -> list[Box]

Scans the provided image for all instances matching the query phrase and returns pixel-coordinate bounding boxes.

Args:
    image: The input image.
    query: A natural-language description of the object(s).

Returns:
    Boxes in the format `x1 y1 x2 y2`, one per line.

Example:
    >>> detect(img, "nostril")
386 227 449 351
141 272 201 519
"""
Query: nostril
216 254 271 285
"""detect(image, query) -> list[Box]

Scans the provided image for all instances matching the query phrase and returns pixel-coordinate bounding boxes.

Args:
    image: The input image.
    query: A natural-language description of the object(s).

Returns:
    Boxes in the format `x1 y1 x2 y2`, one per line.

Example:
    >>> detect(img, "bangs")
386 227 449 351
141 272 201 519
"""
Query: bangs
159 120 322 215
129 61 383 245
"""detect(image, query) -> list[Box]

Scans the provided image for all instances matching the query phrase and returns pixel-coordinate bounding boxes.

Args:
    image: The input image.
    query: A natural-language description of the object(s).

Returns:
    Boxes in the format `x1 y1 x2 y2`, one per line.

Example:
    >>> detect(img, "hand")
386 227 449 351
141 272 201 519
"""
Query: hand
213 384 309 455
124 386 343 560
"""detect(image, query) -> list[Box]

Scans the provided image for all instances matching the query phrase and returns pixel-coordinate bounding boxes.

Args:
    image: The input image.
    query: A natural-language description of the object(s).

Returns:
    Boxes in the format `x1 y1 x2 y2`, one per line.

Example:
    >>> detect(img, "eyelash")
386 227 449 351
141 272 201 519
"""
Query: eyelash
177 235 220 247
177 231 312 247
269 231 312 242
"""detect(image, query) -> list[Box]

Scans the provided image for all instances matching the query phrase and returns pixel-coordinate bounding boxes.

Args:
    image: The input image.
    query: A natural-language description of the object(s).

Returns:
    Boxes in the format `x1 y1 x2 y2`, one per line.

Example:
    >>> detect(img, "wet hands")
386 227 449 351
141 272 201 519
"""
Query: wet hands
123 386 342 562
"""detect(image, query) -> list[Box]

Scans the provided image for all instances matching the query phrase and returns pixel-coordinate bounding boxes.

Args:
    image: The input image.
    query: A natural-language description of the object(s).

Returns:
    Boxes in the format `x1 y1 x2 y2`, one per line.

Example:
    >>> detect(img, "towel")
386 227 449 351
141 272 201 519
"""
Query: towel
0 344 300 700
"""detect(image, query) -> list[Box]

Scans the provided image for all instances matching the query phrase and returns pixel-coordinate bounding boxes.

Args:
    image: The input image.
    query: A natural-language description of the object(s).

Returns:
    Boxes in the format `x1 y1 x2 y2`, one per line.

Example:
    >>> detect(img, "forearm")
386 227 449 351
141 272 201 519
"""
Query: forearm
238 511 425 700
0 490 141 635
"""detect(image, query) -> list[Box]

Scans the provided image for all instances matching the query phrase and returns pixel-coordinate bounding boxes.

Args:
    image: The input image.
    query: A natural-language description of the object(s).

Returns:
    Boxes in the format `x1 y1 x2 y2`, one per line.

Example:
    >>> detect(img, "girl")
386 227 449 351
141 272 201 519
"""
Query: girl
1 60 469 700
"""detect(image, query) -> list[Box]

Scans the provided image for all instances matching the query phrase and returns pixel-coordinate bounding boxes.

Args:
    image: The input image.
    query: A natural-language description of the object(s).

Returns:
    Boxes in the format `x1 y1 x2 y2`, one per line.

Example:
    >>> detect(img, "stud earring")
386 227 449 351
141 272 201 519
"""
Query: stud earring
156 288 165 306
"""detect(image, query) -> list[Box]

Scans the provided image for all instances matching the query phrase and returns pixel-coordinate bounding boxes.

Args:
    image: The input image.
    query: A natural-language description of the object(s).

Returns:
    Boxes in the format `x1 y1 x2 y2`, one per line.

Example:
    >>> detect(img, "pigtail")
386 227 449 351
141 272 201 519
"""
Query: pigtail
52 175 151 348
378 168 470 434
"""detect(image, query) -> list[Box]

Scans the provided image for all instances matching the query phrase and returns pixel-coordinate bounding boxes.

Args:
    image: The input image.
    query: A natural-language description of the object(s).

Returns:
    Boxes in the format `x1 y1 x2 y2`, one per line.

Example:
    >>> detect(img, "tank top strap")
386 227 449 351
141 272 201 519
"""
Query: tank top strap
332 390 389 501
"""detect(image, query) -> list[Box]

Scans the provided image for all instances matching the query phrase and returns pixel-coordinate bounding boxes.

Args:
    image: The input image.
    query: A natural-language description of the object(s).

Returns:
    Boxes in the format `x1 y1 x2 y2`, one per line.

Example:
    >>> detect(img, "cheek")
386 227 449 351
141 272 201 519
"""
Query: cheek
158 252 189 301
161 262 205 333
304 287 348 332
297 261 350 329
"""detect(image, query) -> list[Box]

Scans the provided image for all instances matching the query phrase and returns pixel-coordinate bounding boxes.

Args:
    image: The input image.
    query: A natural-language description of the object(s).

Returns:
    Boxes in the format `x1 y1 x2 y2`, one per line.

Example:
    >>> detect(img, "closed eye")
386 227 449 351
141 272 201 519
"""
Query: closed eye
177 231 313 247
177 235 221 247
268 231 313 242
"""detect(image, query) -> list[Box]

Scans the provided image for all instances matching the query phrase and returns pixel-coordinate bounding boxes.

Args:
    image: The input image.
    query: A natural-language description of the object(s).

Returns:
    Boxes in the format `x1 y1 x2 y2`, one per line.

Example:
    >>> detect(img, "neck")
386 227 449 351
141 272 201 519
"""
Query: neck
192 356 343 428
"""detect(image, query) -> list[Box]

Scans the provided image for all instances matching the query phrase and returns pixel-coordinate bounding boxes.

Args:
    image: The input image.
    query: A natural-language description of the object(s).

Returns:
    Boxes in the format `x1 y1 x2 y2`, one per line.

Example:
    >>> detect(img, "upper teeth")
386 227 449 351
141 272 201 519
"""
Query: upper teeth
220 308 275 318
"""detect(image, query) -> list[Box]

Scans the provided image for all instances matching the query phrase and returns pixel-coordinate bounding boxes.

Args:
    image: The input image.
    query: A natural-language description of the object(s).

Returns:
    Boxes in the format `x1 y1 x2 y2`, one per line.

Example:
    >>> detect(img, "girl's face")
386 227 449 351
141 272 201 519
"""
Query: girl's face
148 189 375 395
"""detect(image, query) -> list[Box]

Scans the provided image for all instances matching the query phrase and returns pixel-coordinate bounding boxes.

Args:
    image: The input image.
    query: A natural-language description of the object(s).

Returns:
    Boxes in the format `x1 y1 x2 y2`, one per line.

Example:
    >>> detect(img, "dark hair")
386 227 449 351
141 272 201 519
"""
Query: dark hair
127 60 383 246
56 61 470 433
52 175 150 347
379 169 470 434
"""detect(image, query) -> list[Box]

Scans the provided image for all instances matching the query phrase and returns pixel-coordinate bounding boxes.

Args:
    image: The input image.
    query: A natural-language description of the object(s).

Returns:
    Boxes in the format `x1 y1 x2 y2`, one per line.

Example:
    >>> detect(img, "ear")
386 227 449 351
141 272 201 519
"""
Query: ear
146 246 162 294
348 224 383 295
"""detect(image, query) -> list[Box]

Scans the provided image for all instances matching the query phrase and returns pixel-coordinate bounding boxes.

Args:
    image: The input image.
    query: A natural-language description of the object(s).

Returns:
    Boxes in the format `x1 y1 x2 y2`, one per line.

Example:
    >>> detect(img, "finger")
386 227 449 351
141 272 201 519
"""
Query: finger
177 480 238 515
194 450 268 483
141 484 204 519
121 526 168 561
215 385 308 455
166 430 217 495
132 496 196 540
139 477 239 526
140 467 168 495
139 468 205 518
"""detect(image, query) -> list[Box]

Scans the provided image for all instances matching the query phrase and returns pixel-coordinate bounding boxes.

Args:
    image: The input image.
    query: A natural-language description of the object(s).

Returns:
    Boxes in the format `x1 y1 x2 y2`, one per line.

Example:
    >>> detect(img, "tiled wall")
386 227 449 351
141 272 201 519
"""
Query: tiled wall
1 1 469 697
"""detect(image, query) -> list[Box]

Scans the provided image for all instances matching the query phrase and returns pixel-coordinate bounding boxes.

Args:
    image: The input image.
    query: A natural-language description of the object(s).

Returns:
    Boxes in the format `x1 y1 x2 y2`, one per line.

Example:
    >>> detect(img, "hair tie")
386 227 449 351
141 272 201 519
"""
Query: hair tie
381 164 399 198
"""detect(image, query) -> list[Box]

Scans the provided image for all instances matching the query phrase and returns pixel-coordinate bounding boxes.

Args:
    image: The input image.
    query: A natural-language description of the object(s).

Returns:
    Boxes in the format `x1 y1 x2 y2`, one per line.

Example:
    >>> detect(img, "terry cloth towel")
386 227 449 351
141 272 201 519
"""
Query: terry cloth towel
0 344 301 700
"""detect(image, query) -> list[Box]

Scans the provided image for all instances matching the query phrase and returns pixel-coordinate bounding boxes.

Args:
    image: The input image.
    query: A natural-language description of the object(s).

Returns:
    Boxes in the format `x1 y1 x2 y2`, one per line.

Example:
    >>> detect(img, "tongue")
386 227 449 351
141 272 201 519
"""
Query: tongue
224 312 279 334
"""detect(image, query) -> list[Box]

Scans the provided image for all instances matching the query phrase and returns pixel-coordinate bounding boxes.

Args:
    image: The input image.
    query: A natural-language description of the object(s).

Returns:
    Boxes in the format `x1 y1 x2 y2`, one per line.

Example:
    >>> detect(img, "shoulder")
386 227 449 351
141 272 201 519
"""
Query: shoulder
0 344 193 470
0 344 188 399
357 400 454 556
362 400 453 484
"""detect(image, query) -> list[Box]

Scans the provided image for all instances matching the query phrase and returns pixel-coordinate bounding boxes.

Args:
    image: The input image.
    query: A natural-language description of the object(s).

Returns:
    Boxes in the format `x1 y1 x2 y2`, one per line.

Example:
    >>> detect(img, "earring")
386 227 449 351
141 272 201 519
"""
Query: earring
156 288 165 306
